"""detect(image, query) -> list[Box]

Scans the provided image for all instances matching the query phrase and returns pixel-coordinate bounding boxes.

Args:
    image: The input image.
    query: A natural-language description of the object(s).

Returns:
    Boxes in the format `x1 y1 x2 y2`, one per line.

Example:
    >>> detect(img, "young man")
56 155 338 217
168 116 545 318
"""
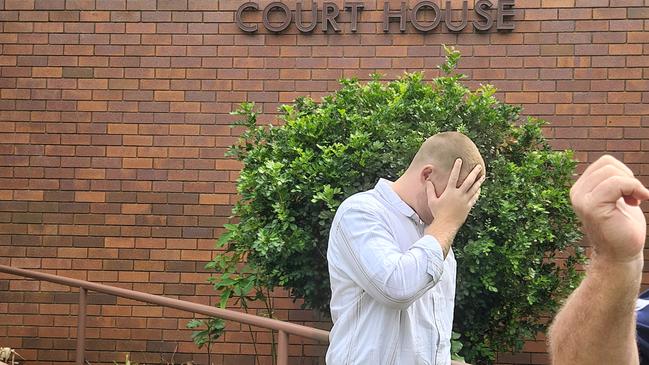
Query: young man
326 132 485 364
549 155 649 365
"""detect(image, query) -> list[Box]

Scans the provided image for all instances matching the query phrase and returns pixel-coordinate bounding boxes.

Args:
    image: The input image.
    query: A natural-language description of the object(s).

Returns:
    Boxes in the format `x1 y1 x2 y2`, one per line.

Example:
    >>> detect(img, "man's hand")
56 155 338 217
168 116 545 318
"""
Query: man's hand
425 159 484 255
570 155 649 263
427 158 483 228
549 155 649 365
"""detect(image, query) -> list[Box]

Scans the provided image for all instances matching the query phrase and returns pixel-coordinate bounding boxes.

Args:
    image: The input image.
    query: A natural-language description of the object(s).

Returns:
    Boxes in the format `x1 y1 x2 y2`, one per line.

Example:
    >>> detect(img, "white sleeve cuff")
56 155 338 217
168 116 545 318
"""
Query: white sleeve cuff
416 235 445 281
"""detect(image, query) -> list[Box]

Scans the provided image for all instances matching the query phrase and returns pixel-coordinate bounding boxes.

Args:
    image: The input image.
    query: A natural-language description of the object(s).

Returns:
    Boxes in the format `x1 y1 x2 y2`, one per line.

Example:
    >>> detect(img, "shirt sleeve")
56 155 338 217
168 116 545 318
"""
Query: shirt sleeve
331 205 446 309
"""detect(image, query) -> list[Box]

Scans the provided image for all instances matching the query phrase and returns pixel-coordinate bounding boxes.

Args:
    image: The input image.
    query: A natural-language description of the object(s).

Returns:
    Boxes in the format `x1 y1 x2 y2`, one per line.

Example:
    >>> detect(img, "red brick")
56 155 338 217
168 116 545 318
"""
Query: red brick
628 32 649 43
75 192 105 202
525 8 558 20
610 43 643 55
6 0 35 9
14 190 43 201
608 116 642 127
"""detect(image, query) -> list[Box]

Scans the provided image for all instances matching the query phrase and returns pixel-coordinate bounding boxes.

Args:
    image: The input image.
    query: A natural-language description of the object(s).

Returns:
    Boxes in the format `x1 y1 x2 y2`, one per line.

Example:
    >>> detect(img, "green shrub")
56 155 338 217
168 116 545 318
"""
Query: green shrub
209 47 585 364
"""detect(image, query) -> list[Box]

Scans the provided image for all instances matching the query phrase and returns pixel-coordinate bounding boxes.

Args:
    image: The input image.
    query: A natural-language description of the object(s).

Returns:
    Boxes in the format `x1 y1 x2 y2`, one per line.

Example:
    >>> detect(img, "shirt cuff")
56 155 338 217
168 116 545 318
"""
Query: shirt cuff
417 235 445 281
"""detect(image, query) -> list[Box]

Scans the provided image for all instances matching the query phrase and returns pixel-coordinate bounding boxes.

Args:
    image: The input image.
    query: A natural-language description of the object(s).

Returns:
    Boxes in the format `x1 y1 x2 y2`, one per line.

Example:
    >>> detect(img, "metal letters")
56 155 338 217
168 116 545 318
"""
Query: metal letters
411 1 442 32
473 0 493 31
263 2 292 32
497 0 515 30
322 2 341 32
344 2 365 32
235 0 516 33
383 2 408 33
444 0 468 32
295 1 318 32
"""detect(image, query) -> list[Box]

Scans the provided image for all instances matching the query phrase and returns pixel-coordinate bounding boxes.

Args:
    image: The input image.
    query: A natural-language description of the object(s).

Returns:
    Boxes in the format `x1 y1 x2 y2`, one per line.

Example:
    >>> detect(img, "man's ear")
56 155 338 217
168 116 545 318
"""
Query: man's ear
421 165 434 182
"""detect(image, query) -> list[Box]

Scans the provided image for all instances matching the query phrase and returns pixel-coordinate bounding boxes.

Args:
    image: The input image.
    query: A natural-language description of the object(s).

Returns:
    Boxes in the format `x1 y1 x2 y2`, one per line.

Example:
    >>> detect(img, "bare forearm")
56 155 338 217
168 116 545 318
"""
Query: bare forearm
424 219 458 258
549 255 643 365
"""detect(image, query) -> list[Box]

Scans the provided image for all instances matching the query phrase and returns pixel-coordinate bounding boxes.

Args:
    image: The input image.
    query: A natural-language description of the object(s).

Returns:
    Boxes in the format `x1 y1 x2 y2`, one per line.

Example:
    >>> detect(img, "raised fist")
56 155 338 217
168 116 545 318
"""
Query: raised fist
570 155 649 262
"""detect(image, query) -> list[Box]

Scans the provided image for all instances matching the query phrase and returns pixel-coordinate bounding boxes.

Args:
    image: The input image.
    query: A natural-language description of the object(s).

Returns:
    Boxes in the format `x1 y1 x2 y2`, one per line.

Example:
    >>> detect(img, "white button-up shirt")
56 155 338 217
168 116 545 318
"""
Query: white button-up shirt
326 178 456 365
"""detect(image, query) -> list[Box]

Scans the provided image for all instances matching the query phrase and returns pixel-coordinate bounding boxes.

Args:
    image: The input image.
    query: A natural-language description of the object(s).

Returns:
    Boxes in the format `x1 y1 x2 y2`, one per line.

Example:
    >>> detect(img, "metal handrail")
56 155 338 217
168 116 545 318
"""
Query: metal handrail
0 264 330 365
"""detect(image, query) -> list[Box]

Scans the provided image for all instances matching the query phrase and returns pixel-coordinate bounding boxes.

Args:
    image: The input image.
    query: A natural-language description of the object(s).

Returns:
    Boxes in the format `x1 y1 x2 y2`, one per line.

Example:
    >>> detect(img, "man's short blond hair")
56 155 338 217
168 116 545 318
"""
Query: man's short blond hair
409 131 485 186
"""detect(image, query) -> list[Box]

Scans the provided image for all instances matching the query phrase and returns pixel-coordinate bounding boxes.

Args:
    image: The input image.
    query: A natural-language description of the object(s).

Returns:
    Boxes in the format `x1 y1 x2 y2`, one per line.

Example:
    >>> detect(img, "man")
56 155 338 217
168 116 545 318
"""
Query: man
549 155 649 365
326 132 485 364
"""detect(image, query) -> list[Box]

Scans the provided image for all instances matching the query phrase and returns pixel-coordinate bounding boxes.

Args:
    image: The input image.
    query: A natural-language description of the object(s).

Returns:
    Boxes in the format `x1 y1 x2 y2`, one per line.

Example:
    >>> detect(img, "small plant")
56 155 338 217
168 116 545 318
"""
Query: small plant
107 351 192 365
186 318 225 365
187 237 279 364
113 353 137 365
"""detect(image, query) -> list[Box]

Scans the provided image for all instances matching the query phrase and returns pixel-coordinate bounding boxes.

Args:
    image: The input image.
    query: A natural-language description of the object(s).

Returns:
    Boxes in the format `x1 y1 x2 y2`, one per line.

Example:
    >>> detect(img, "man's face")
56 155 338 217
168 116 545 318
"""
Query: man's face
428 170 451 198
418 169 451 224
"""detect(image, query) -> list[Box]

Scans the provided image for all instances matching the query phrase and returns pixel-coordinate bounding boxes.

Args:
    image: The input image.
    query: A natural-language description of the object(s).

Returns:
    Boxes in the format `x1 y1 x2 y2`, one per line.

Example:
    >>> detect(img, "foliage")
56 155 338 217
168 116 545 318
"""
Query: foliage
451 331 466 362
188 245 277 364
187 318 225 349
105 350 191 365
208 46 585 364
113 353 137 365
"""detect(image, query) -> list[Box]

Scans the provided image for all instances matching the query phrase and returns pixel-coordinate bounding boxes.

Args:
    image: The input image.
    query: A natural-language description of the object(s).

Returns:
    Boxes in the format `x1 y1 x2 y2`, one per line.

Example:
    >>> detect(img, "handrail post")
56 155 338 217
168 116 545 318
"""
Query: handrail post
76 287 87 365
277 330 288 365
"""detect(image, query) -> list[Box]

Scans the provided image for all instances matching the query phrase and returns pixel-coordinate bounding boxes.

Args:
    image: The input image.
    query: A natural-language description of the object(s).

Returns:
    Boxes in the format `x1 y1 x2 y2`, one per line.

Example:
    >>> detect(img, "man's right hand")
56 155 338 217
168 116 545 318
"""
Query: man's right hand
549 157 646 365
427 159 484 228
570 155 649 263
424 159 484 255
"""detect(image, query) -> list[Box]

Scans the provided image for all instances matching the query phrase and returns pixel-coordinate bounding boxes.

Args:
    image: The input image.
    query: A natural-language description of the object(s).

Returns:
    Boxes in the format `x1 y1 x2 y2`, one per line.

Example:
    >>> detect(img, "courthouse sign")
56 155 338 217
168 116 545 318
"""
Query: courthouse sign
236 0 515 33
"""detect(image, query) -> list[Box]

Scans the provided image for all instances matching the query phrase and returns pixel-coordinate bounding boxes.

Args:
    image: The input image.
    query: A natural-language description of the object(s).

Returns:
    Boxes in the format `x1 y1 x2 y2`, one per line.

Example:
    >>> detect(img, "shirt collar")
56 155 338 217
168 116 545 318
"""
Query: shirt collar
374 178 423 224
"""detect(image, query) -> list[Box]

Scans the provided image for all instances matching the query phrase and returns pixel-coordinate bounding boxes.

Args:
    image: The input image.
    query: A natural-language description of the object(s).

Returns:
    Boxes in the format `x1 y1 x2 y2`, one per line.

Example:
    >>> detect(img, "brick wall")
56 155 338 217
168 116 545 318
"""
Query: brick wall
1 0 648 364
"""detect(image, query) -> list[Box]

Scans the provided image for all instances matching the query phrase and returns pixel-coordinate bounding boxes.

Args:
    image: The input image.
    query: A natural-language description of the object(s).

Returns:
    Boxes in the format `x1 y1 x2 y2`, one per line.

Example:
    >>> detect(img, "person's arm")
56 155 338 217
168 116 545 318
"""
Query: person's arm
426 159 483 257
332 206 447 309
332 160 483 309
548 155 649 365
550 257 641 365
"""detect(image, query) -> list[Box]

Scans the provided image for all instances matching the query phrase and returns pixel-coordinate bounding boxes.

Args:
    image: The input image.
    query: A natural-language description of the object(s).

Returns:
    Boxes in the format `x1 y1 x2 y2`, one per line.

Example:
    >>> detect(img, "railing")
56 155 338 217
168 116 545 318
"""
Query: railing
0 264 330 365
